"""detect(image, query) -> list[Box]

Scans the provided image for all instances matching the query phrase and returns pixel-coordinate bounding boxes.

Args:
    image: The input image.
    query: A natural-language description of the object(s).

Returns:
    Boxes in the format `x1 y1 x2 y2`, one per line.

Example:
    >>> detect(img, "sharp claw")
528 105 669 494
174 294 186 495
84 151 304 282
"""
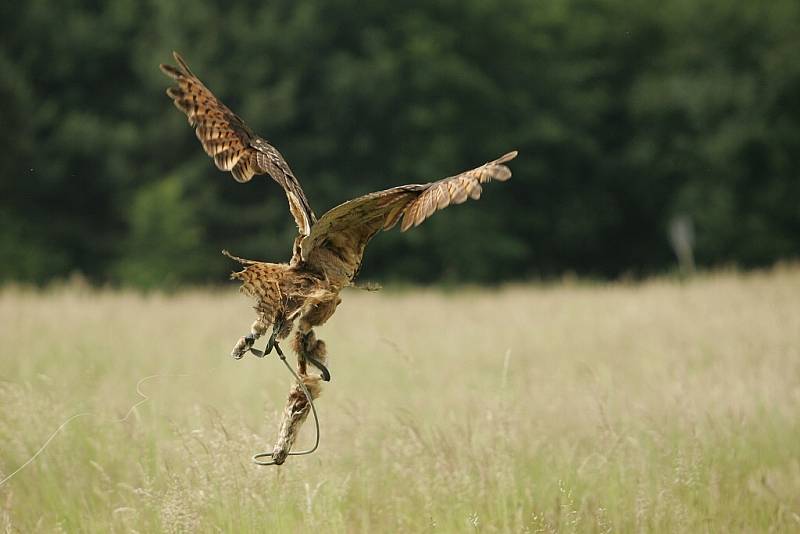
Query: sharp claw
250 347 265 357
305 354 331 382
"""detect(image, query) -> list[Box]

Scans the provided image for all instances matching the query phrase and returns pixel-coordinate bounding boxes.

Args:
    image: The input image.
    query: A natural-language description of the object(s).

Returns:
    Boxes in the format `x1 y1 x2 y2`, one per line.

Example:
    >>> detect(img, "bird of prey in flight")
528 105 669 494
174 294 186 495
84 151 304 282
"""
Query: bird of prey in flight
160 52 517 464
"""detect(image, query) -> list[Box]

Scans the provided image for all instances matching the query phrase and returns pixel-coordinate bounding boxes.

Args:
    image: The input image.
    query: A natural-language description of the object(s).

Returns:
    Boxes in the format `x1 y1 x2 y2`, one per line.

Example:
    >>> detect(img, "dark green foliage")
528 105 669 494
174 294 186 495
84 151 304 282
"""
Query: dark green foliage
1 0 797 286
113 175 213 288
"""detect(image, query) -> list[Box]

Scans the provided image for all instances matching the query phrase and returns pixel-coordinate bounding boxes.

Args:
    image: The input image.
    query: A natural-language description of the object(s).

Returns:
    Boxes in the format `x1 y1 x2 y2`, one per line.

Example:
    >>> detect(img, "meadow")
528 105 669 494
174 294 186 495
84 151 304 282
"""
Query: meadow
1 267 799 532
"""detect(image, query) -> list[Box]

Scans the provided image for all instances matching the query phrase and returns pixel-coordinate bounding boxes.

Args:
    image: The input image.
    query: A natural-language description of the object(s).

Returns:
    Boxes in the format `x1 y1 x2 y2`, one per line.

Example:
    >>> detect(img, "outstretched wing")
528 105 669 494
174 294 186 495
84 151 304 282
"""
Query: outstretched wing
160 52 315 235
299 151 517 286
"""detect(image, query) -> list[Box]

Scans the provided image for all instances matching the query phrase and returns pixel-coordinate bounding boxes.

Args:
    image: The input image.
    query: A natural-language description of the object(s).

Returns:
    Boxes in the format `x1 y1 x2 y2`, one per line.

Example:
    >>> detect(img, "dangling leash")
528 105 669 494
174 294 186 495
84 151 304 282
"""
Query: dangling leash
249 339 323 466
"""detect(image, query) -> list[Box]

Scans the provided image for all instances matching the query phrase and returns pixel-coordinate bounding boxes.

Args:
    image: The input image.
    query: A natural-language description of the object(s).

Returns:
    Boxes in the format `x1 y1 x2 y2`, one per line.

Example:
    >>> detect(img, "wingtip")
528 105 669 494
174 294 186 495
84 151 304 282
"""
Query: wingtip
486 150 517 181
158 52 191 77
159 63 179 78
499 150 518 163
171 51 194 75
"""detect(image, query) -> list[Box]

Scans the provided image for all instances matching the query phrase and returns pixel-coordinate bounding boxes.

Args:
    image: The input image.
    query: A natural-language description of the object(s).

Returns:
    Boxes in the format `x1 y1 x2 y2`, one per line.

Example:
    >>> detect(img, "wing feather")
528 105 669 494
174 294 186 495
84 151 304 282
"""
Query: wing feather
398 151 515 231
160 52 316 234
300 151 517 286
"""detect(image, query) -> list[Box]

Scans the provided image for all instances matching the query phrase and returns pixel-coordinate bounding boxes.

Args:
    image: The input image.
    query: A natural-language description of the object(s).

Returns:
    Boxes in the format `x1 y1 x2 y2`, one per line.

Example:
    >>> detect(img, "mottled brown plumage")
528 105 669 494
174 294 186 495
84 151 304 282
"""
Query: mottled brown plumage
161 52 517 463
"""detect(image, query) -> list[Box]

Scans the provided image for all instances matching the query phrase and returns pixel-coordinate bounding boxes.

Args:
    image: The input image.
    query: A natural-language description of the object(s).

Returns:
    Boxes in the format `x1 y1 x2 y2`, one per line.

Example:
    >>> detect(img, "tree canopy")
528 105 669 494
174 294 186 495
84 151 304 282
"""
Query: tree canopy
1 0 798 287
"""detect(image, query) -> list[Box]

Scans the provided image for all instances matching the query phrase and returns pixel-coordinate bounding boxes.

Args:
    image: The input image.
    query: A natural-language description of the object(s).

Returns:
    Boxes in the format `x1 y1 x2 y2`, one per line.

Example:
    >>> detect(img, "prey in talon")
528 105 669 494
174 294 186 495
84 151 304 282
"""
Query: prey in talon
160 51 517 463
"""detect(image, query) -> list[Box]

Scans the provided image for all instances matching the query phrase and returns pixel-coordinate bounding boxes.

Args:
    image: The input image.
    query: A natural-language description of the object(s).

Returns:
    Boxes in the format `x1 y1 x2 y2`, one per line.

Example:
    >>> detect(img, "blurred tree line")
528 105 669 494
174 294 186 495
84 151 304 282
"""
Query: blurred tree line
1 0 798 287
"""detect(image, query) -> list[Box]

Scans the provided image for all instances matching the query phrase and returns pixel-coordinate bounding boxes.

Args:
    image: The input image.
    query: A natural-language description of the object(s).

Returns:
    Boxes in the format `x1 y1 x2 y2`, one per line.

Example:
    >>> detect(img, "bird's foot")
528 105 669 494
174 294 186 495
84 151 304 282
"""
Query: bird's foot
231 333 259 359
236 326 281 359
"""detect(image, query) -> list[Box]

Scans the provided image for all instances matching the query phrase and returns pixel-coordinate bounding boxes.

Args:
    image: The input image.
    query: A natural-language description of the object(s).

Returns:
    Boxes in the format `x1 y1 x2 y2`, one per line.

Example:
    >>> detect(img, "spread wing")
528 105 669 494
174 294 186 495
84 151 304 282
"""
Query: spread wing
160 52 316 235
299 151 517 286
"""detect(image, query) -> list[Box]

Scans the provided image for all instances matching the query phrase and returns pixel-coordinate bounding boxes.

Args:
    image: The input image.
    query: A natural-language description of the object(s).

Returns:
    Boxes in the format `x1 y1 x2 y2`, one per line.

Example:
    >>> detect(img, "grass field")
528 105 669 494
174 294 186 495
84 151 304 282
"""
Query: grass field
1 267 799 532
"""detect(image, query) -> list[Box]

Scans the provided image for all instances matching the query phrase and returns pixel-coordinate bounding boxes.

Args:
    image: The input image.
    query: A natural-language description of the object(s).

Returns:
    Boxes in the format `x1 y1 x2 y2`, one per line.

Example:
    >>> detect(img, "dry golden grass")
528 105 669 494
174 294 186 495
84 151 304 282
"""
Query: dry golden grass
1 267 799 532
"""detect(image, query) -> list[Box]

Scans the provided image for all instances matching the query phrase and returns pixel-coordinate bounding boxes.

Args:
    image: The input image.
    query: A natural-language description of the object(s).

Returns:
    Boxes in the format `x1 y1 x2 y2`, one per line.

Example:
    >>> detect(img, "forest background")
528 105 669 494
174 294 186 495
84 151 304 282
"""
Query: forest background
2 0 798 287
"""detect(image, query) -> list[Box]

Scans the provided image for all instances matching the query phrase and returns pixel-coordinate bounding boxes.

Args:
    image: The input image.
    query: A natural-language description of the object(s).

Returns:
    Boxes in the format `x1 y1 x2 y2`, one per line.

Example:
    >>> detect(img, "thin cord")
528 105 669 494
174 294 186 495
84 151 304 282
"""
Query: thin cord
252 342 321 465
0 341 322 484
0 371 204 488
0 412 92 487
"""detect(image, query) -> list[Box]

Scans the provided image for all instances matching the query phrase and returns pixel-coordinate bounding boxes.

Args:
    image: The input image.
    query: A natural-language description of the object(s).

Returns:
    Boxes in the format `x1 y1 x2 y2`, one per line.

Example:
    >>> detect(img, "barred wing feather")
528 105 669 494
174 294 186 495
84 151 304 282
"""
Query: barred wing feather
160 52 315 235
300 151 517 285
